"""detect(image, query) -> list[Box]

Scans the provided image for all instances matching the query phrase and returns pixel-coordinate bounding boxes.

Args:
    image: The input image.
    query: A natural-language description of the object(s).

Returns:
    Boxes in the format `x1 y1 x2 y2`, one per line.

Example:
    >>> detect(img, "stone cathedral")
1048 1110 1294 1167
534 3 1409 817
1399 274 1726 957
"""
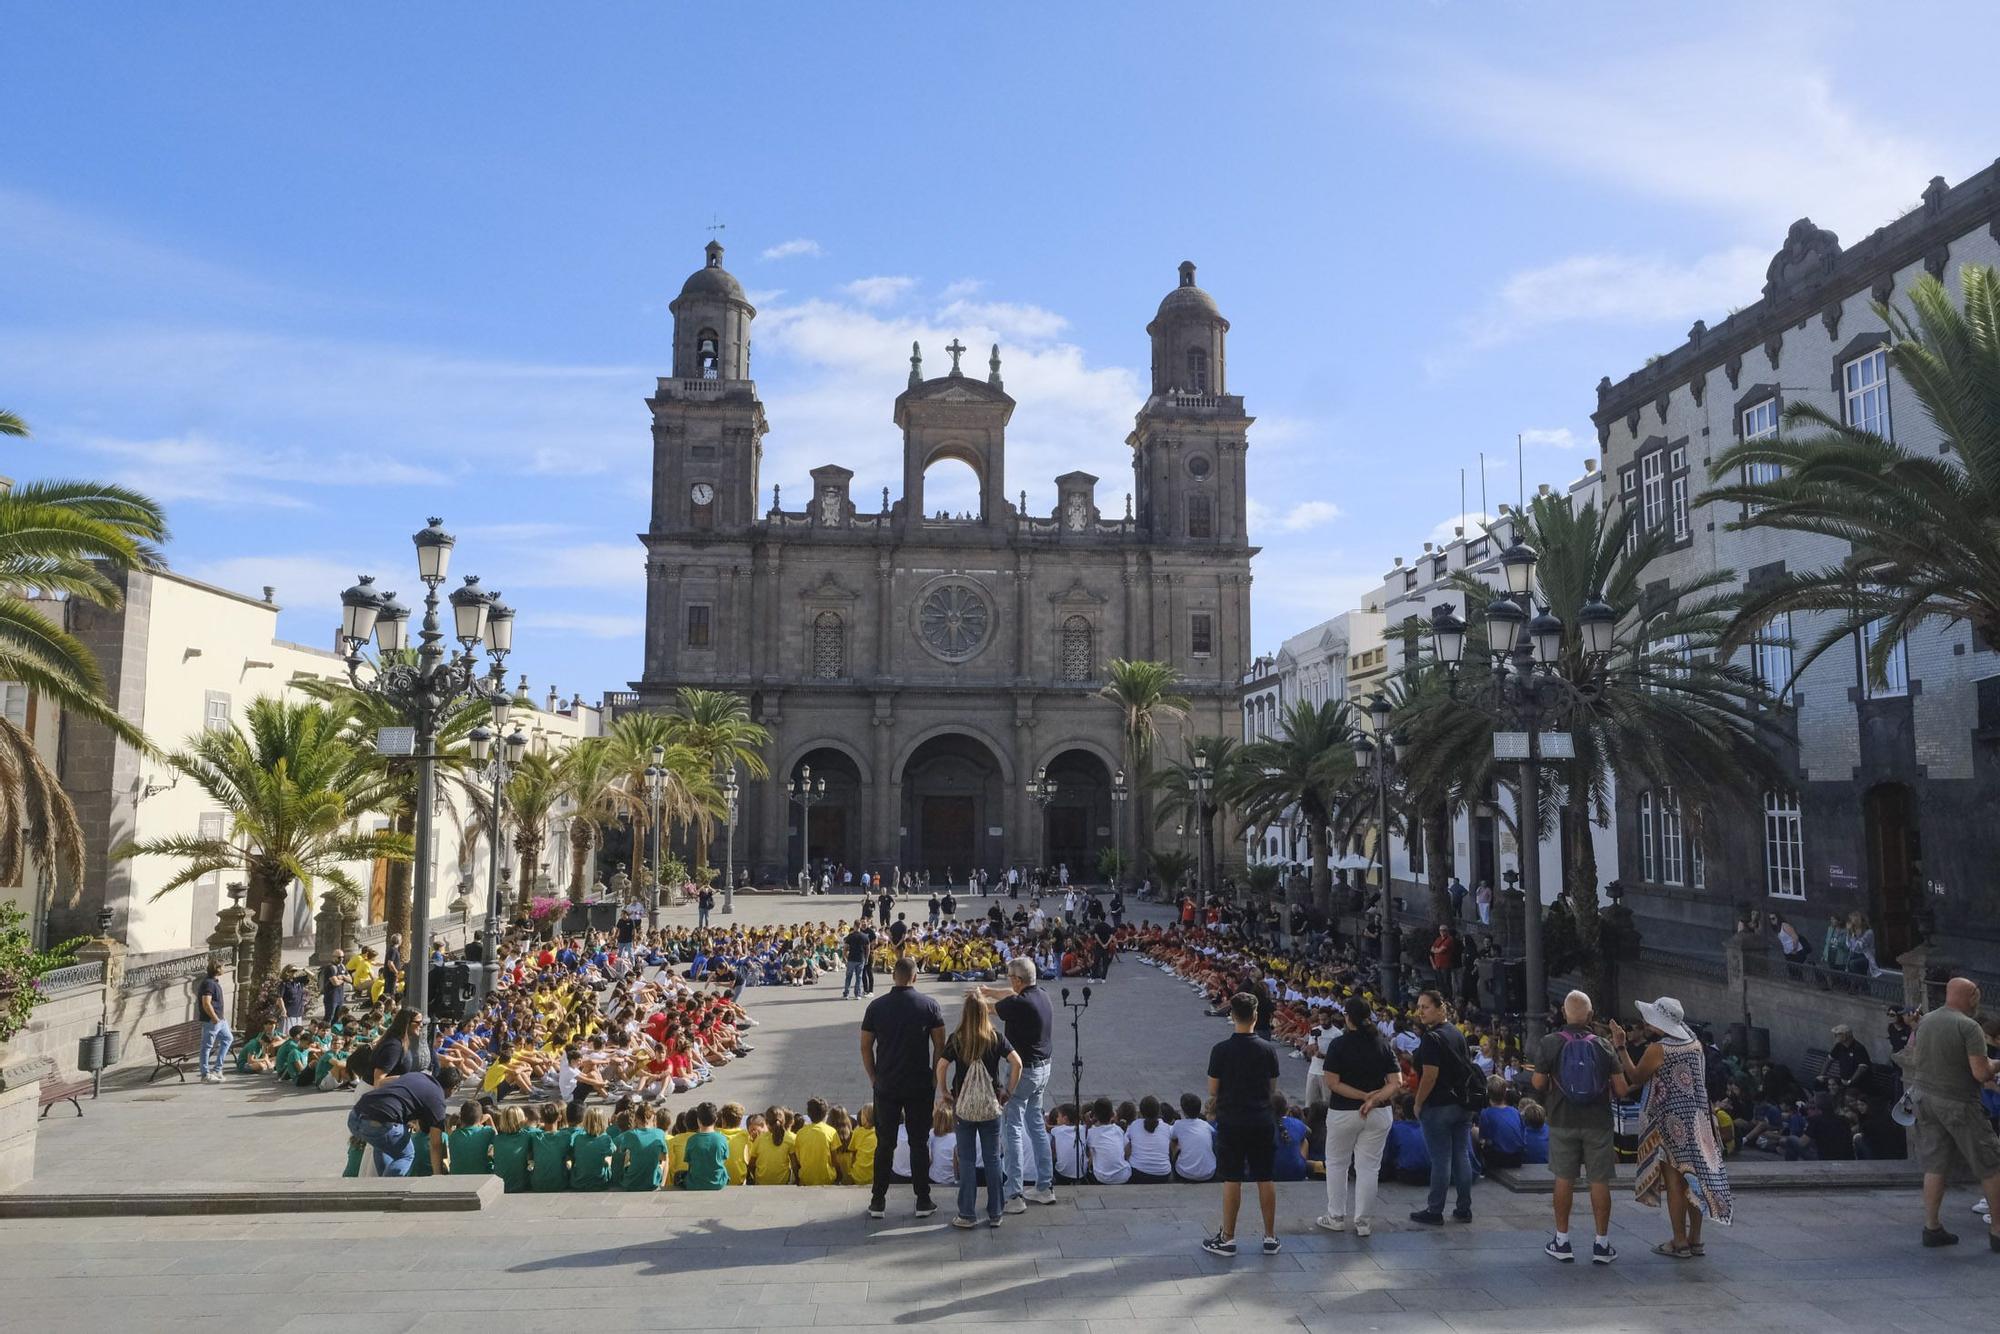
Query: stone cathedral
634 242 1256 882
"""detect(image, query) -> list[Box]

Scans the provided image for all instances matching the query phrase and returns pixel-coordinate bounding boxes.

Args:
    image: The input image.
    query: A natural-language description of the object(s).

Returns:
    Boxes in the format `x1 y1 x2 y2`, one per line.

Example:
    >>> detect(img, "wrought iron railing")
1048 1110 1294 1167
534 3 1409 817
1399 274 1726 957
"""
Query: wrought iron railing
1635 944 1728 982
36 960 105 995
123 949 230 988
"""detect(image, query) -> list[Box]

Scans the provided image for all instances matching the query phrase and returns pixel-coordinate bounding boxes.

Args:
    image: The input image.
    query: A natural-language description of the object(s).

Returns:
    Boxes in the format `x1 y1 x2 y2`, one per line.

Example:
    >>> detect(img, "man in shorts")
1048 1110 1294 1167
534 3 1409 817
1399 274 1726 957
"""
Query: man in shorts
1905 977 2000 1249
1202 991 1281 1257
1531 990 1629 1264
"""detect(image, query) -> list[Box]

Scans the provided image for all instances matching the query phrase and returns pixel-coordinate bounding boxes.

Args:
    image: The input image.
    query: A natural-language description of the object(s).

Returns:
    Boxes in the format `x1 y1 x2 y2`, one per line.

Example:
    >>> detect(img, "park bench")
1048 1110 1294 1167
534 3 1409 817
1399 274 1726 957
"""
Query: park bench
38 1072 92 1119
143 1019 205 1083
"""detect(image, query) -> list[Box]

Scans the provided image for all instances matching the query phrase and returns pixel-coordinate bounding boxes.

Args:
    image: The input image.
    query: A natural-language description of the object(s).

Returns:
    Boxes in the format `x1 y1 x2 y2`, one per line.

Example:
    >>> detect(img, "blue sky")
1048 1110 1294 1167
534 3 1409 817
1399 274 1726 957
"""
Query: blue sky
4 2 1992 699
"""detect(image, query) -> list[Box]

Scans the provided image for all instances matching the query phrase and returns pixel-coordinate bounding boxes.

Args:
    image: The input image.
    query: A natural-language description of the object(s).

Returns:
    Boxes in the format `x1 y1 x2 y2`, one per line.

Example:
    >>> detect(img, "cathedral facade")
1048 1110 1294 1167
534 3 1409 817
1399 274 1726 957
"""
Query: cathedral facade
634 242 1256 882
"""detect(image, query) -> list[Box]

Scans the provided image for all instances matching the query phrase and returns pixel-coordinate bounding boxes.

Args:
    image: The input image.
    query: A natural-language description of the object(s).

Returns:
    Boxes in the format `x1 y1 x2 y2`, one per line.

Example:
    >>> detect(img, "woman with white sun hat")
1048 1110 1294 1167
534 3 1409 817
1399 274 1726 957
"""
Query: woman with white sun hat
1606 995 1733 1259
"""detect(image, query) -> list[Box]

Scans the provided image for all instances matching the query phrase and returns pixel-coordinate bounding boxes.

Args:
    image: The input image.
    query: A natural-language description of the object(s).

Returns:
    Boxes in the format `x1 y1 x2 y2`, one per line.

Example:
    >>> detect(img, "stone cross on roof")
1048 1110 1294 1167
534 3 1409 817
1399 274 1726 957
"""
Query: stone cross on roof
945 338 967 375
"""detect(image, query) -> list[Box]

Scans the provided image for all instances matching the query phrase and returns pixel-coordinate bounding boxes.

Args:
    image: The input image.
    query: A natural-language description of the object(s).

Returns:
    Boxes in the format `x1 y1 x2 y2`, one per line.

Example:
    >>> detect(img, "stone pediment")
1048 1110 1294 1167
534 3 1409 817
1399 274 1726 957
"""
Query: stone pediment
1047 577 1107 607
799 571 861 602
900 375 1013 405
1762 218 1842 299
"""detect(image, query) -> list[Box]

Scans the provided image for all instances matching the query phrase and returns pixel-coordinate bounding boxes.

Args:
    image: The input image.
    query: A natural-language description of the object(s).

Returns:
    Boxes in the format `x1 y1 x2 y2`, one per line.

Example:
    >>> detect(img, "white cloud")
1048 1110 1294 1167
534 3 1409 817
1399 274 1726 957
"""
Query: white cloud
937 299 1068 343
532 611 644 639
1519 427 1578 449
841 275 918 307
179 554 360 616
74 431 448 509
760 238 823 261
1248 497 1342 533
1457 247 1768 352
500 542 645 593
1428 510 1494 547
939 279 984 301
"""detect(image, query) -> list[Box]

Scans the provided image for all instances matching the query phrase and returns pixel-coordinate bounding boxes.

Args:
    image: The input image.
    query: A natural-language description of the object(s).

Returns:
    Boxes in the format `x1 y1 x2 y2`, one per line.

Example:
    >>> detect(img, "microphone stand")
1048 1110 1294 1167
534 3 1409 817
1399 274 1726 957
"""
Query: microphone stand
1061 984 1091 1183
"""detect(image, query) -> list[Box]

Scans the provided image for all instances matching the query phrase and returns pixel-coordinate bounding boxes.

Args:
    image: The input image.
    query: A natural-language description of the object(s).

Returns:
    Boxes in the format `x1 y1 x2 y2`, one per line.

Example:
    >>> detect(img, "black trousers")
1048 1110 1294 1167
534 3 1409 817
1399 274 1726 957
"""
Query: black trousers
870 1087 935 1207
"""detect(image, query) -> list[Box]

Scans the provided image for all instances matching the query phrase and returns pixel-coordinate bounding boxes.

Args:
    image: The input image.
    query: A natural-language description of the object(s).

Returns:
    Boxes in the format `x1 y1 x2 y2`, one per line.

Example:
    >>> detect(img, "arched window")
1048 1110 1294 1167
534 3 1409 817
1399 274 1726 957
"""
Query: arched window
1637 790 1656 881
812 611 844 679
1659 788 1684 886
1187 494 1214 540
1061 615 1092 682
1764 790 1804 899
697 329 721 380
1186 347 1209 394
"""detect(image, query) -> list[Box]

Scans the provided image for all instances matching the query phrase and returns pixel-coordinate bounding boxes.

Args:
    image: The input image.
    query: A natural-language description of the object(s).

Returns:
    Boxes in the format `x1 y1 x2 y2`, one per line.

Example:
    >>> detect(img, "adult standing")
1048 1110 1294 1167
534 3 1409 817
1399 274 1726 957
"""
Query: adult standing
1408 989 1476 1226
1531 990 1627 1263
1201 992 1283 1257
1609 996 1732 1258
978 958 1056 1211
860 956 947 1220
1089 915 1115 982
196 960 232 1084
841 921 870 999
277 966 307 1035
937 991 1022 1228
697 883 715 929
318 955 348 1023
348 1067 461 1176
1474 880 1493 926
1316 996 1401 1237
1902 977 2000 1249
1446 875 1467 922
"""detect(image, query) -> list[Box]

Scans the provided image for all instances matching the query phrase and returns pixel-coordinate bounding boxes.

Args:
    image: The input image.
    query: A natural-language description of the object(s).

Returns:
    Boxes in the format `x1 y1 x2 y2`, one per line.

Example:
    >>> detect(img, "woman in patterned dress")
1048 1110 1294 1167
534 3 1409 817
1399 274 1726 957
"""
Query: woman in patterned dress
1608 996 1732 1258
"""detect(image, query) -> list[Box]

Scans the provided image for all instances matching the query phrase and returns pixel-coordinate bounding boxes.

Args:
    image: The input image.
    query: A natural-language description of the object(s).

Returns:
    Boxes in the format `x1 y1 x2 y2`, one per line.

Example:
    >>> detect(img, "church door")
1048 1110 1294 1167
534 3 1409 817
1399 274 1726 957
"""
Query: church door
1046 806 1089 872
920 797 976 883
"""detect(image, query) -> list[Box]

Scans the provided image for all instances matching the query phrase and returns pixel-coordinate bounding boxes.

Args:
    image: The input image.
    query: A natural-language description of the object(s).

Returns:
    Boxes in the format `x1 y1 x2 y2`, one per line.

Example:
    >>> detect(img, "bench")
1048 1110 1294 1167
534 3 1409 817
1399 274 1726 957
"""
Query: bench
39 1073 92 1119
144 1019 205 1083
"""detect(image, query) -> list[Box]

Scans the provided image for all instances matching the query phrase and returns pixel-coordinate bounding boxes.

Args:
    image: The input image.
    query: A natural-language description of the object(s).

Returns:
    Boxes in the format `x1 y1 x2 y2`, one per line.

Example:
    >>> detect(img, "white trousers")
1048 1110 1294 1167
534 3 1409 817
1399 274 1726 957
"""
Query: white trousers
1325 1108 1391 1222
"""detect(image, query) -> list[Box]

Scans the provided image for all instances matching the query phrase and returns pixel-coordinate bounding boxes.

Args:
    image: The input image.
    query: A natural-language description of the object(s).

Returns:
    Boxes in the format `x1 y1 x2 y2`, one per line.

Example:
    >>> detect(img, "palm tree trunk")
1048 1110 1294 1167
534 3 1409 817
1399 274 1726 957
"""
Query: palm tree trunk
247 866 287 994
1425 803 1452 925
515 834 542 913
568 817 593 902
1564 790 1605 996
1308 819 1330 916
384 807 414 948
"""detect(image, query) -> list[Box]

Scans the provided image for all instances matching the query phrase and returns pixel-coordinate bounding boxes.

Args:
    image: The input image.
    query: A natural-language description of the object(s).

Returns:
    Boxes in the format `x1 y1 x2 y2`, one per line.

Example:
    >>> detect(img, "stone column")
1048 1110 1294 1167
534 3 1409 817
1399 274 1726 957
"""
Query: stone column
1013 556 1033 683
875 553 895 680
310 891 343 967
0 1053 58 1189
870 694 897 870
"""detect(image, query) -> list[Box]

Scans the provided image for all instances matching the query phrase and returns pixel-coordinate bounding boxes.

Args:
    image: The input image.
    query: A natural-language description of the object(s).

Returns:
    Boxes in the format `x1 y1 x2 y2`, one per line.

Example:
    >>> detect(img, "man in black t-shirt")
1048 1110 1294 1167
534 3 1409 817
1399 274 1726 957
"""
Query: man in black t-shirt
841 926 870 998
888 915 909 952
348 1067 461 1176
860 957 946 1218
1202 992 1282 1257
979 958 1056 1208
1089 917 1115 981
1409 989 1477 1226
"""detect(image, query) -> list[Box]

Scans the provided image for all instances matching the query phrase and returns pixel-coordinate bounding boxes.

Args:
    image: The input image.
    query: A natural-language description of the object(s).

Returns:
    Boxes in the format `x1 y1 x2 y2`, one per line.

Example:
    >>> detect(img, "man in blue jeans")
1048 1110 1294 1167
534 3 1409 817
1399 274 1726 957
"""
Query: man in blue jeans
841 923 870 999
196 961 233 1083
1408 988 1476 1225
347 1067 461 1175
980 957 1056 1208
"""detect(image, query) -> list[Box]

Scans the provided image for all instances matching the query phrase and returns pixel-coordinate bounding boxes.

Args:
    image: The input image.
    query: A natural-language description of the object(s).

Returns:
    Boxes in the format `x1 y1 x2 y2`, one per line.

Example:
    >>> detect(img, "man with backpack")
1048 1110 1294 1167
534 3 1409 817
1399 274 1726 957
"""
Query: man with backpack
1530 989 1630 1263
1408 989 1480 1227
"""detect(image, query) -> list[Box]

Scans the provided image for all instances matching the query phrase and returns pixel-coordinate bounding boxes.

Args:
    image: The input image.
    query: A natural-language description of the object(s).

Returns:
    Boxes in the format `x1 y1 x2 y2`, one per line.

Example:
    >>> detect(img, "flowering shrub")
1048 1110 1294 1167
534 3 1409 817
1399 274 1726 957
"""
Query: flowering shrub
527 896 564 924
0 902 83 1045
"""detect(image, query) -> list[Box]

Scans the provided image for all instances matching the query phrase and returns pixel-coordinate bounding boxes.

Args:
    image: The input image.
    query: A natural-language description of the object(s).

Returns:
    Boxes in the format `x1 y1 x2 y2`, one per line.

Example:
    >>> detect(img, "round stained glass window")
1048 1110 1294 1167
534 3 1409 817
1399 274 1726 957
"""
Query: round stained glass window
916 581 992 662
1187 454 1212 480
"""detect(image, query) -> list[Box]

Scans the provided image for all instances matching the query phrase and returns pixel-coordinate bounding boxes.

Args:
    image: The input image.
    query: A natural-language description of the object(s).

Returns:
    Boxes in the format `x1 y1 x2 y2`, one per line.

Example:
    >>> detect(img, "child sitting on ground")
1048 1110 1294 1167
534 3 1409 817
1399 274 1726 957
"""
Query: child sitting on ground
571 1108 615 1191
791 1098 842 1185
618 1102 668 1191
530 1102 574 1192
750 1106 793 1184
491 1106 535 1193
718 1103 751 1185
682 1101 729 1191
446 1100 495 1176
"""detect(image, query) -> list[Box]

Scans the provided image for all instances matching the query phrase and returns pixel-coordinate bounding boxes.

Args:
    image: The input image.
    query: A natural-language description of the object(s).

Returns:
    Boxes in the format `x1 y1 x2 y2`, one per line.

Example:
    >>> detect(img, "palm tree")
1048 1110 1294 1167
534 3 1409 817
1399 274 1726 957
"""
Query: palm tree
1405 491 1787 969
1228 699 1361 914
1150 735 1240 901
661 687 770 875
0 408 169 900
293 672 488 944
1098 659 1190 869
118 696 409 988
1703 266 2000 681
557 738 641 900
488 749 568 913
604 712 707 888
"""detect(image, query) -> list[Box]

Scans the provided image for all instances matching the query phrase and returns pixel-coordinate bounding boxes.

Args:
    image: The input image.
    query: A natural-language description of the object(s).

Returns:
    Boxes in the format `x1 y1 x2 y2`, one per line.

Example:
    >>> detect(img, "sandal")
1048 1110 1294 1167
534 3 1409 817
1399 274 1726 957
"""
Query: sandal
1688 1243 1705 1256
1652 1240 1694 1259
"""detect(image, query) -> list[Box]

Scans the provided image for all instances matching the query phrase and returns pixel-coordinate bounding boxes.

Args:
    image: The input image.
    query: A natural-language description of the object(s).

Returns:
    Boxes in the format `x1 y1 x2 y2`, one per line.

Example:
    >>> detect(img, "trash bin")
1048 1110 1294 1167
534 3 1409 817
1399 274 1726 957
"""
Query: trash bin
78 1034 104 1072
101 1028 122 1066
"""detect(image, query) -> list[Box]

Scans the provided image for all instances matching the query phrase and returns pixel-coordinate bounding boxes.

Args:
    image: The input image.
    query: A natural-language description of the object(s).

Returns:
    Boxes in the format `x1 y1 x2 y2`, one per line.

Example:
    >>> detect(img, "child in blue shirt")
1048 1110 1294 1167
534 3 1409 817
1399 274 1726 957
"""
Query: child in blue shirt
1383 1098 1431 1185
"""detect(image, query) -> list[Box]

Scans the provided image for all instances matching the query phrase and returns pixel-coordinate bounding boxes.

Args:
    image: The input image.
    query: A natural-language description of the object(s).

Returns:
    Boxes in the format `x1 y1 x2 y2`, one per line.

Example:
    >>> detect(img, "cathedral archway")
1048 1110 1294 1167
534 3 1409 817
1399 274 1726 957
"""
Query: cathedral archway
1037 747 1113 880
785 746 864 878
900 732 1005 886
920 451 983 519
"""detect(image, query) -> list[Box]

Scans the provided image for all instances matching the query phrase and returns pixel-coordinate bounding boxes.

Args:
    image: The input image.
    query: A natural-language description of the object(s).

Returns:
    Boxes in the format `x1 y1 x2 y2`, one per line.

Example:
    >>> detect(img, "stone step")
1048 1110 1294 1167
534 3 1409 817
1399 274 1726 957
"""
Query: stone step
0 1176 502 1217
1489 1158 1920 1194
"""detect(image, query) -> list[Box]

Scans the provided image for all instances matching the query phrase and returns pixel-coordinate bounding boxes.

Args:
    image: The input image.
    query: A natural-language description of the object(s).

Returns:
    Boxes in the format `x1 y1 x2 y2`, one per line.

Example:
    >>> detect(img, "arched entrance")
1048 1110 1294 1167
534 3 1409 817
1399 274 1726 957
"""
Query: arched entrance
786 747 863 879
1864 782 1922 960
901 733 1004 885
1040 748 1112 880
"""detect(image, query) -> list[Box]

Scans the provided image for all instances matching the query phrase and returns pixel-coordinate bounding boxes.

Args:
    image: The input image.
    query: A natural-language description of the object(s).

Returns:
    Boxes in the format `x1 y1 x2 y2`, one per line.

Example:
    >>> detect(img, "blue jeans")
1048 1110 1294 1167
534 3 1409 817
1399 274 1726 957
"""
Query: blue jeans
843 961 866 997
955 1117 1003 1221
198 1020 233 1077
698 906 711 928
347 1108 415 1176
1001 1060 1053 1197
1419 1102 1475 1216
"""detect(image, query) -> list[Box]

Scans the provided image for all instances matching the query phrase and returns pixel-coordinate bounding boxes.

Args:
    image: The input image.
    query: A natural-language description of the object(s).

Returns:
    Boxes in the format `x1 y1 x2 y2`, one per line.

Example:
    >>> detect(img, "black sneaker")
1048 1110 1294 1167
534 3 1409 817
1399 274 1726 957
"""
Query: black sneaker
866 1204 885 1219
914 1202 937 1219
1544 1237 1574 1262
1922 1226 1958 1248
1201 1232 1237 1257
1408 1209 1444 1227
1452 1209 1474 1223
1592 1241 1617 1264
1261 1236 1282 1255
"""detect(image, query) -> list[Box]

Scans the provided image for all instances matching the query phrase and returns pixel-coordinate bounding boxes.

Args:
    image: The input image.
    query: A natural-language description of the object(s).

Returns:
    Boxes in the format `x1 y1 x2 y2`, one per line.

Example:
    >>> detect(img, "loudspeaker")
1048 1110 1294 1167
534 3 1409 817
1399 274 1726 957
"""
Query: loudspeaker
1497 959 1526 1013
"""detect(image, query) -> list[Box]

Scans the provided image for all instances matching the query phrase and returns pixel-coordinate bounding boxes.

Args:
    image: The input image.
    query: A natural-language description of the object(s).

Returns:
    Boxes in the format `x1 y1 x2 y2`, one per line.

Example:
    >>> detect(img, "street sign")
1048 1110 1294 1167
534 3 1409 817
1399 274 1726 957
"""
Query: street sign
1493 731 1529 760
375 726 416 756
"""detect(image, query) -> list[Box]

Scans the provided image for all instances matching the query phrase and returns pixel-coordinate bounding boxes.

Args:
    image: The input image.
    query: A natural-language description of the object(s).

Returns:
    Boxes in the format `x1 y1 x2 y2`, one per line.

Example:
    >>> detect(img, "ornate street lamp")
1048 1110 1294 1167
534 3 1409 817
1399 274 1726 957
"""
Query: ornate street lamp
337 518 514 1030
467 711 529 1001
1357 692 1403 1000
789 765 826 890
1191 749 1215 905
1109 769 1129 890
721 767 741 914
645 745 668 927
1025 765 1058 869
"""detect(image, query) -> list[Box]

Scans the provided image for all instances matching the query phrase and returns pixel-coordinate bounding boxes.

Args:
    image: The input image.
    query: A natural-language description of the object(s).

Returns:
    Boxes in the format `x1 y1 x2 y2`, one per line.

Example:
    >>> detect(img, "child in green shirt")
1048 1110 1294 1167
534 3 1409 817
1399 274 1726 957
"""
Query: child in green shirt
445 1101 496 1175
273 1031 308 1083
491 1106 535 1193
570 1107 616 1191
617 1103 668 1191
410 1120 434 1178
529 1101 576 1193
683 1101 730 1192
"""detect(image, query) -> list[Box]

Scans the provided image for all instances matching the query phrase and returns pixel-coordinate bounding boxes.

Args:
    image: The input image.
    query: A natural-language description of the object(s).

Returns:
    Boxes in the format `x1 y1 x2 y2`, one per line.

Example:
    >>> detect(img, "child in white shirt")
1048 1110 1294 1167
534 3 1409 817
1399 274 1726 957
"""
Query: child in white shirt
1085 1097 1130 1185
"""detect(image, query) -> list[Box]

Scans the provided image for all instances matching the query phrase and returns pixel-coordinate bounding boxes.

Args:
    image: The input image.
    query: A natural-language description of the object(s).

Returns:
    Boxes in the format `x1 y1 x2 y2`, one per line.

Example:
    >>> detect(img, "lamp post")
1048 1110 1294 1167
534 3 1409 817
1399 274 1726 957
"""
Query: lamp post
338 518 514 1029
789 765 826 889
721 767 740 913
1109 769 1128 889
1355 691 1400 1003
645 746 667 927
1192 749 1215 906
1429 543 1615 1048
1025 765 1058 870
467 708 529 1001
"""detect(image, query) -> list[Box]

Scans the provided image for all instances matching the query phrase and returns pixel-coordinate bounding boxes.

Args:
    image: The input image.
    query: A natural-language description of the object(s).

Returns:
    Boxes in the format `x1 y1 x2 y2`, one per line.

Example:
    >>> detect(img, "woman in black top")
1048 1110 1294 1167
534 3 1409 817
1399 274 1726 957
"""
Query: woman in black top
1317 996 1403 1236
935 992 1022 1228
359 1008 424 1087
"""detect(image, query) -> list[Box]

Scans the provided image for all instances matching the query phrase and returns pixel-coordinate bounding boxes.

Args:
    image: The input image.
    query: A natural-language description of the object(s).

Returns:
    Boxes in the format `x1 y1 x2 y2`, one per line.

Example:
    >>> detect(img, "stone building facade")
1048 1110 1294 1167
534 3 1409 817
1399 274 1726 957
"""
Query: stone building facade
634 244 1255 882
1591 164 2000 961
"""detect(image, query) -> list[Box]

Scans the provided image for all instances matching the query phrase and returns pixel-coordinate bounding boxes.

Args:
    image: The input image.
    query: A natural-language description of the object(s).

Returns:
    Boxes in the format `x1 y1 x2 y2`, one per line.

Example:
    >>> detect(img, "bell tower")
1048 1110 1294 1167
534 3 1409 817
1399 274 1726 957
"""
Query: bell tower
1130 260 1250 547
649 241 765 535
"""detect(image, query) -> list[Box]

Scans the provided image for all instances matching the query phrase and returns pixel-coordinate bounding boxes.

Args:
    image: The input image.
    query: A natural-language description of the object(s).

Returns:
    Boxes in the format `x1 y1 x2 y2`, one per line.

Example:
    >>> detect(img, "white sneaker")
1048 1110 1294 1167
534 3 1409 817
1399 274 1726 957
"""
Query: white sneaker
1004 1195 1028 1215
1314 1214 1346 1232
1354 1219 1373 1237
1026 1187 1058 1205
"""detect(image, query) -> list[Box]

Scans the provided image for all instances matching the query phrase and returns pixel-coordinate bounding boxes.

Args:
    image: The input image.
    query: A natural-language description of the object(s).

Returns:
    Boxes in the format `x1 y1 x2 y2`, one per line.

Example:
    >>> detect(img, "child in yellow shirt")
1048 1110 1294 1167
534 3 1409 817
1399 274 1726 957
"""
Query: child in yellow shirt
718 1102 751 1185
789 1099 841 1185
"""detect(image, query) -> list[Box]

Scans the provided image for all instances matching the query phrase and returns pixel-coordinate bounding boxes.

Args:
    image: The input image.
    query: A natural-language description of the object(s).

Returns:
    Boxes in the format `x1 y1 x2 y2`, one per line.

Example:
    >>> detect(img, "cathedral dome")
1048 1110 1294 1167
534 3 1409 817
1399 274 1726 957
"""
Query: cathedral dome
1153 259 1223 323
678 239 746 302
